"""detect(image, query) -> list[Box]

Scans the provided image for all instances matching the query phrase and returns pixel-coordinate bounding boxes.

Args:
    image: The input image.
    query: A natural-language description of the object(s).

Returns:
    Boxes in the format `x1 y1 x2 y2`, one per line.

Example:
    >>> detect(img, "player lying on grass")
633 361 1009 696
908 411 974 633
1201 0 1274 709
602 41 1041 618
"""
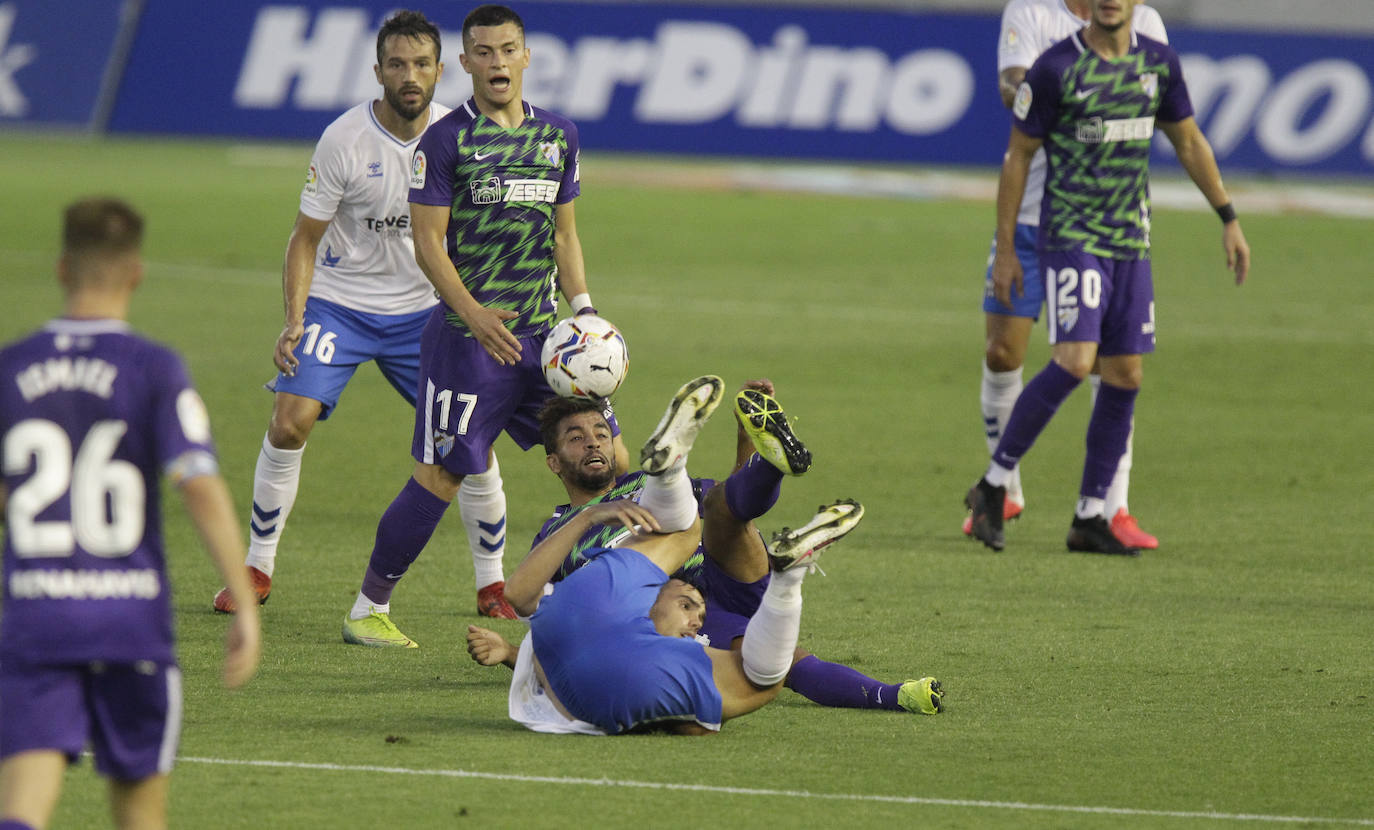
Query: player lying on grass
467 377 944 727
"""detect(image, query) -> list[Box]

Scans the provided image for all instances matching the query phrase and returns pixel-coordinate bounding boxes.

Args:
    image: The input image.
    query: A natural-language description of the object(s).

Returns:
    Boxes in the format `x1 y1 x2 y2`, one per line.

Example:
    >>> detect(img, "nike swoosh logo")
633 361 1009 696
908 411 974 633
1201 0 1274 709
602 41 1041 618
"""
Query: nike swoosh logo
1074 89 1095 100
474 150 496 160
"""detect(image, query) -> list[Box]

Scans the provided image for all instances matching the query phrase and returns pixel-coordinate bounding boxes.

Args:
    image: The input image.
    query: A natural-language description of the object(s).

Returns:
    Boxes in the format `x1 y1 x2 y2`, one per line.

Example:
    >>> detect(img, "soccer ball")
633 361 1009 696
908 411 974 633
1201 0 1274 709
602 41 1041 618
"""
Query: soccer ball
541 315 629 400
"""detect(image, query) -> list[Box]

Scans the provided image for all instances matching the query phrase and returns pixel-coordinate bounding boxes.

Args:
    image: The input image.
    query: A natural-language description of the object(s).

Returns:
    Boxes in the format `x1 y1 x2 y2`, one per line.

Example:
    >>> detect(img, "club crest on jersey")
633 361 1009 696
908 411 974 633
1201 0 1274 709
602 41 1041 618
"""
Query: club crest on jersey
410 151 427 188
539 141 561 167
1057 305 1080 332
1139 73 1158 100
433 430 454 459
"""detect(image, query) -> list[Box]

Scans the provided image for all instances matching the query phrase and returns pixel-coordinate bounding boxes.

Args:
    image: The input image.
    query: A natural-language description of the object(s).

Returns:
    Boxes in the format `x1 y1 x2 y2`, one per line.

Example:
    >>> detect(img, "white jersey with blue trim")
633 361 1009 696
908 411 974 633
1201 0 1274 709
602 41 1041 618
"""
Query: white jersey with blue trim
998 0 1167 226
297 100 450 315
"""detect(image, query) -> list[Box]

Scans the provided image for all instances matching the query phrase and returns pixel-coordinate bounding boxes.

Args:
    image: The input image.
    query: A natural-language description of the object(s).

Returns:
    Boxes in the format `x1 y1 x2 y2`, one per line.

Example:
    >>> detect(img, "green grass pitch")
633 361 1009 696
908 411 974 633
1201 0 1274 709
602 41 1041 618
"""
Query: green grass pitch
0 133 1371 828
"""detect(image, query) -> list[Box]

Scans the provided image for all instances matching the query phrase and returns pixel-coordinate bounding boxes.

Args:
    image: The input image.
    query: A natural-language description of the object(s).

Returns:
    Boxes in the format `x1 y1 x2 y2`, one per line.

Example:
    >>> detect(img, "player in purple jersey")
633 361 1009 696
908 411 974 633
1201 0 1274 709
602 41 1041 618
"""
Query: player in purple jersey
341 5 623 647
0 199 260 830
964 0 1250 555
468 382 944 715
466 377 888 734
211 11 521 624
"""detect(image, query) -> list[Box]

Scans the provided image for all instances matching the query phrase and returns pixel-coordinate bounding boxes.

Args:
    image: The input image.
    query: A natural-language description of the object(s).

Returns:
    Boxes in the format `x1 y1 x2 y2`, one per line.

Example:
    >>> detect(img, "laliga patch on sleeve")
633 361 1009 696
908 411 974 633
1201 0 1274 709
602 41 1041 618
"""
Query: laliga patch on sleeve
1013 82 1033 120
410 150 427 189
303 163 318 195
176 389 212 444
1001 27 1019 54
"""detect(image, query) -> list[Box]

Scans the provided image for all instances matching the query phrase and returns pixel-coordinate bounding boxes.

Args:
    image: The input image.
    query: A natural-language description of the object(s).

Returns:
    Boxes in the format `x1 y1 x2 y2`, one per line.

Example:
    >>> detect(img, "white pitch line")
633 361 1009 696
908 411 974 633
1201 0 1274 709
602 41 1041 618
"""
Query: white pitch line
178 756 1372 826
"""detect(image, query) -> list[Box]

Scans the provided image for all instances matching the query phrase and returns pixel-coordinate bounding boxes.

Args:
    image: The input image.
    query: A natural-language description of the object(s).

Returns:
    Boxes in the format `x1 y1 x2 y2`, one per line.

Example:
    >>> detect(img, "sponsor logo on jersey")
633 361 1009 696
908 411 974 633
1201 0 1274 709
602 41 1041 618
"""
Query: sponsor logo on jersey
469 176 560 205
410 150 427 188
366 160 382 178
1076 116 1154 143
539 141 561 167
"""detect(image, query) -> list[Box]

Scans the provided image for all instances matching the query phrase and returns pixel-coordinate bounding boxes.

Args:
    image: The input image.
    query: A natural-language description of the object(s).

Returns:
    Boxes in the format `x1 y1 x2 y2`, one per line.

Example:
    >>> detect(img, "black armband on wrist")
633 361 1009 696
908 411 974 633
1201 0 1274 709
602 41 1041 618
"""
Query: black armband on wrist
1215 202 1237 224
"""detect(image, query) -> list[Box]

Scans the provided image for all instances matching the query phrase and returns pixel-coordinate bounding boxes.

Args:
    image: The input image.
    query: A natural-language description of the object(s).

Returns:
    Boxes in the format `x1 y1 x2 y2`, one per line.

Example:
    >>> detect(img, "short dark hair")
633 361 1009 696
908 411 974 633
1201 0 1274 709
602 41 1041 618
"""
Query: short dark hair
376 10 441 65
537 396 606 455
462 4 524 46
62 198 143 257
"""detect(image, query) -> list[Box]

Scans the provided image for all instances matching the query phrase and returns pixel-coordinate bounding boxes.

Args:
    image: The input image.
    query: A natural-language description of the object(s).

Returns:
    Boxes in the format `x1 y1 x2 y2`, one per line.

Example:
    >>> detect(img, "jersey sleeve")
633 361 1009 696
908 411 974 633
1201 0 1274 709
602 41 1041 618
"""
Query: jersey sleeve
298 126 350 222
147 349 219 484
1134 6 1168 44
1012 53 1060 139
557 121 581 205
409 116 459 207
997 0 1042 72
1156 47 1195 124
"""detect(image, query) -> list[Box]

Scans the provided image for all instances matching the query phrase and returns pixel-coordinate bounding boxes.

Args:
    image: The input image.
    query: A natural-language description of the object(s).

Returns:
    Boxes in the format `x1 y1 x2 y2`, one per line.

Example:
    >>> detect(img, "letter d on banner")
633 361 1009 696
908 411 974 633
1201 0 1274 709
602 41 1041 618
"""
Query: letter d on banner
636 21 748 123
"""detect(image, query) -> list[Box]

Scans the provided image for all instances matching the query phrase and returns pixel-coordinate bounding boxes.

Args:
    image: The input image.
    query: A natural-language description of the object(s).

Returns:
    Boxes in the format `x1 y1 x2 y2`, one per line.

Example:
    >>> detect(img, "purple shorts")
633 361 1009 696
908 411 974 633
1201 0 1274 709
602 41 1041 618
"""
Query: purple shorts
0 659 182 780
412 311 554 475
1041 250 1156 356
697 555 770 649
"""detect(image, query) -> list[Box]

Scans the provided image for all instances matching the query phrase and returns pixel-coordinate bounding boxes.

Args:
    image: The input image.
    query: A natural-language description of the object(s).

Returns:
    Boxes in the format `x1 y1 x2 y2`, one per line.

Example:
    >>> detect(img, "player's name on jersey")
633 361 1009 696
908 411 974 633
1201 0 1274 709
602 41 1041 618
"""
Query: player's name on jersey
14 356 118 402
9 569 162 600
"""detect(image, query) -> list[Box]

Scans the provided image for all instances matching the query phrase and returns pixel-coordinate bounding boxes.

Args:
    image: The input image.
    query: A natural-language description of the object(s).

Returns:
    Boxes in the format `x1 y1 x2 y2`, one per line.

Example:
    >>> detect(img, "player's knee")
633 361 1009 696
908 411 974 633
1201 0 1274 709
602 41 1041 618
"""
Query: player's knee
985 340 1024 373
266 417 311 449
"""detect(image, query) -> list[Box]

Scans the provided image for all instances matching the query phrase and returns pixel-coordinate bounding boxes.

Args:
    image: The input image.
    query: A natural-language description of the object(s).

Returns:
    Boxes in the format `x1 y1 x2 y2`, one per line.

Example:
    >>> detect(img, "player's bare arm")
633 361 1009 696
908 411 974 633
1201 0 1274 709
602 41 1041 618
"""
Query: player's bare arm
552 201 588 301
466 624 517 668
998 67 1027 109
277 212 331 375
992 127 1042 308
410 202 522 365
1160 117 1251 285
504 500 662 616
179 473 261 688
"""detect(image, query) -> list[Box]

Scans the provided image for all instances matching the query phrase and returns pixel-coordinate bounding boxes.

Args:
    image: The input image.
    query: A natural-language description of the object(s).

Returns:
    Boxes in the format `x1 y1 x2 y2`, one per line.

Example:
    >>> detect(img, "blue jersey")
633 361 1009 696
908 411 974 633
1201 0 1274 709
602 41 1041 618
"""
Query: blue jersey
1014 31 1193 259
531 473 713 582
0 319 217 664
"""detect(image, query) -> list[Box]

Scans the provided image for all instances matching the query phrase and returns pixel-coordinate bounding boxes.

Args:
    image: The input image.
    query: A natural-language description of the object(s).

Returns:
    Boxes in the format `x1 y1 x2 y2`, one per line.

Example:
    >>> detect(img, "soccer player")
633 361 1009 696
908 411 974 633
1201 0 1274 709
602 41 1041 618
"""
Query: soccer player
341 4 616 646
965 0 1250 555
1 198 261 829
211 10 518 620
969 0 1167 550
468 380 943 715
470 377 886 734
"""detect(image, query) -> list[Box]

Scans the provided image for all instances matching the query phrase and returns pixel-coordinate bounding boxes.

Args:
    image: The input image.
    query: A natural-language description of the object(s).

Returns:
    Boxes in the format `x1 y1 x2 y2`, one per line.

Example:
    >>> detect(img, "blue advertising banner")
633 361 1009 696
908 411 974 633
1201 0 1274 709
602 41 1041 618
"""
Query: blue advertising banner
12 0 1374 175
0 0 130 128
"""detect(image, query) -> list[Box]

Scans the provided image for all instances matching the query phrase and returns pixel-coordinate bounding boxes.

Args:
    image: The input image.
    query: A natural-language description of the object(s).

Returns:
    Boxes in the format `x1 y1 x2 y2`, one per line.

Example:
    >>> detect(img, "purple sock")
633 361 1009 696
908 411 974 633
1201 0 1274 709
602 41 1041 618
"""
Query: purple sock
1081 381 1138 500
723 455 783 522
0 821 38 830
784 655 904 710
992 360 1082 471
360 478 451 605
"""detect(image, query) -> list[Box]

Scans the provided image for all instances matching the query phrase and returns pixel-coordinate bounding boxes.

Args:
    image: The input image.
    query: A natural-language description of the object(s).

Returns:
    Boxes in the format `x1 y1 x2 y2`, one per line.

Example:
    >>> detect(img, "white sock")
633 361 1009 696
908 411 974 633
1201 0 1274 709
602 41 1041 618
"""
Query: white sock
1090 375 1134 518
741 568 805 687
1075 496 1107 520
349 592 387 620
459 454 507 589
982 361 1024 503
244 434 305 577
637 464 696 532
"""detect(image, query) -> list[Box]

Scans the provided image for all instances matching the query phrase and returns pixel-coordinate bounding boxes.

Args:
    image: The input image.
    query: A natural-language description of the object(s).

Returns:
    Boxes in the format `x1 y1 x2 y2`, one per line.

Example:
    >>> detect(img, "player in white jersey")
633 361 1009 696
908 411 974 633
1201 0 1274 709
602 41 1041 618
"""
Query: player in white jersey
213 11 521 619
967 0 1166 549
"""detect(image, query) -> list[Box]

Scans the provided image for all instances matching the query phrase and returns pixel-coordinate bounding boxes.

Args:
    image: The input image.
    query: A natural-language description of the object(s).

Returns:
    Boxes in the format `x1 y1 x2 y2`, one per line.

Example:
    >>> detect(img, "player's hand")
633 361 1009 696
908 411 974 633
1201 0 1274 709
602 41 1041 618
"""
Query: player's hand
462 305 523 366
1223 221 1250 285
274 320 305 376
584 500 662 534
222 607 261 688
466 625 515 667
991 249 1023 310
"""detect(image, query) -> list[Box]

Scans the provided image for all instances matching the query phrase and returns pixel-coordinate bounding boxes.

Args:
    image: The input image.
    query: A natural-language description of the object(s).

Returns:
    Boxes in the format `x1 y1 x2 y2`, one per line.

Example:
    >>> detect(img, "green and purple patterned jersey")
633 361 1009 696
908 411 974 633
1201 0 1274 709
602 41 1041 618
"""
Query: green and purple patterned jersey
408 98 581 336
532 473 711 583
1013 32 1193 259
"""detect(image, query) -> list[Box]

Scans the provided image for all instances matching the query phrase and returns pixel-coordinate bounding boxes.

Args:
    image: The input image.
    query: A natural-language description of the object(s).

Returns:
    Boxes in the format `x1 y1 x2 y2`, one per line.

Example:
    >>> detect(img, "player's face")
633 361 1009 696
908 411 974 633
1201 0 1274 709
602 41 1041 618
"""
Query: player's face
1091 0 1135 31
650 580 706 639
376 34 442 121
547 411 616 493
459 23 530 109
